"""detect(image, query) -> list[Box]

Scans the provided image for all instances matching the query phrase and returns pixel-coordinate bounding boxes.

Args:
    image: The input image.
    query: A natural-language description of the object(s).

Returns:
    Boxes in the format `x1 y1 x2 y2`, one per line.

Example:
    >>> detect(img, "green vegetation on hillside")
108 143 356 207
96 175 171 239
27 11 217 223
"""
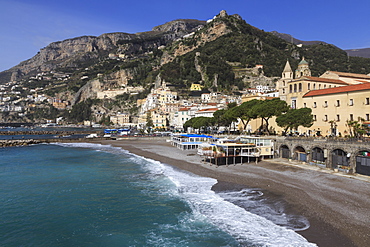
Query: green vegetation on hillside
160 14 370 91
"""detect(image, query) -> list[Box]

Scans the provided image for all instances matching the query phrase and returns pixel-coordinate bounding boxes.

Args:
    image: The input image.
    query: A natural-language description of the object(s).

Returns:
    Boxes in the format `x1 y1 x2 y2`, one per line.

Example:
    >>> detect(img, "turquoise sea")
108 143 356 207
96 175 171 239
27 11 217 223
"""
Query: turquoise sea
0 143 316 246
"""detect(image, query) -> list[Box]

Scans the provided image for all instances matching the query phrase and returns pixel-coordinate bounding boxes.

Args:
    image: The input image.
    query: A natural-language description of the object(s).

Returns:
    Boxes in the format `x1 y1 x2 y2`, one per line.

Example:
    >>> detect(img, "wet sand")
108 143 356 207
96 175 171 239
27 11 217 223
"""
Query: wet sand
87 138 370 247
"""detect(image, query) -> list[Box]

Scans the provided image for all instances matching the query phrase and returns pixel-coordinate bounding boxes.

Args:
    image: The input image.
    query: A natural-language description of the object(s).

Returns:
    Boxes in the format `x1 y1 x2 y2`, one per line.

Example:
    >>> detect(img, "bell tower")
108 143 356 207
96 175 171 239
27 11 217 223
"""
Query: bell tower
282 60 293 80
295 57 311 78
277 60 293 101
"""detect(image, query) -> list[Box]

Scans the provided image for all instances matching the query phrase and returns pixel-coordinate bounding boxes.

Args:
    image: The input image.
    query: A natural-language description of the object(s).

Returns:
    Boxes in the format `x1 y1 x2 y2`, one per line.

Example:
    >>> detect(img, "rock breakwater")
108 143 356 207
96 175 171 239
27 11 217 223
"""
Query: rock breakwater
0 139 43 147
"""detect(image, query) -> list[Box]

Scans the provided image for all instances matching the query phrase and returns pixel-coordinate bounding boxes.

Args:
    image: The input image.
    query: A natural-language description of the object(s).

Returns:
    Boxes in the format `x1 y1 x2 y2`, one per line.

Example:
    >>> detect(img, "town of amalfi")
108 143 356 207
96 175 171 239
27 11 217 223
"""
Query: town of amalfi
1 2 369 247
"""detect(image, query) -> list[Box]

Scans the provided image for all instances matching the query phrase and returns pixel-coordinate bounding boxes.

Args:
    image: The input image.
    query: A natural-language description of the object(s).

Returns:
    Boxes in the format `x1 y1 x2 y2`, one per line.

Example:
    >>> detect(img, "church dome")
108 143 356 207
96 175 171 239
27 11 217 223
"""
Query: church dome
298 57 309 65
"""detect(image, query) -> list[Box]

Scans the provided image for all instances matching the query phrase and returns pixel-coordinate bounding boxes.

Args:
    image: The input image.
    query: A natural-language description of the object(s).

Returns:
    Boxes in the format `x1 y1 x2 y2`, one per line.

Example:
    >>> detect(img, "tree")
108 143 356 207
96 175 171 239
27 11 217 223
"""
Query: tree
66 100 93 123
276 108 314 134
231 99 260 131
254 98 289 134
193 117 213 131
184 117 214 133
213 108 237 133
346 118 370 137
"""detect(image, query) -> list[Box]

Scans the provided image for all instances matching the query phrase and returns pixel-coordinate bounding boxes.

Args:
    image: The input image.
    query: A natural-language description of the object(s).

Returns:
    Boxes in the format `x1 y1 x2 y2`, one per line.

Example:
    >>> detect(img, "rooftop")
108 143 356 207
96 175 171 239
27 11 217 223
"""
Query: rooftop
303 82 370 97
196 108 219 112
292 76 348 85
326 71 370 80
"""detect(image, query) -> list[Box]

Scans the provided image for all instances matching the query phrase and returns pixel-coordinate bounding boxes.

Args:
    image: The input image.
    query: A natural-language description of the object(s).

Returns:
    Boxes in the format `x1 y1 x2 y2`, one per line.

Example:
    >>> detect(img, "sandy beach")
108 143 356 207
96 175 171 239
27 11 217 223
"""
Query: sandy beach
87 137 370 247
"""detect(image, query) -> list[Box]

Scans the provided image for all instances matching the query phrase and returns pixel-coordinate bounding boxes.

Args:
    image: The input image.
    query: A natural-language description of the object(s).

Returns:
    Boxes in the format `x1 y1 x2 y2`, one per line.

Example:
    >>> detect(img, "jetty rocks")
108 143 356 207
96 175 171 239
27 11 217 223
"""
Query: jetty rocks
0 139 43 147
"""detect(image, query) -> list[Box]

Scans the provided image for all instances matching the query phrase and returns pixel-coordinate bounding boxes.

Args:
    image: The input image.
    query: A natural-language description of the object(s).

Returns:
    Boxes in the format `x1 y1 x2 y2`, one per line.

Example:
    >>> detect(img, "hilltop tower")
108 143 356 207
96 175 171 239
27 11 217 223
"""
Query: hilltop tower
276 60 293 101
295 57 311 78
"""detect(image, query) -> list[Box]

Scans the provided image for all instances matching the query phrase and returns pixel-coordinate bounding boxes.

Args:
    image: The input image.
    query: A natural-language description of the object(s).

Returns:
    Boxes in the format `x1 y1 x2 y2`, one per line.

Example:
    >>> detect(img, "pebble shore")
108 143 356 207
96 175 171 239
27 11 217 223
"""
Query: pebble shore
87 137 370 247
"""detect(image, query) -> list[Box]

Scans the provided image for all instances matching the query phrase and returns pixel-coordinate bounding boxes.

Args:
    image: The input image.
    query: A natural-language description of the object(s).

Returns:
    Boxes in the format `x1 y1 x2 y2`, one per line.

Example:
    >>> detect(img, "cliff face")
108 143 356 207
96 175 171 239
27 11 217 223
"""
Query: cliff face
73 79 102 104
0 19 205 83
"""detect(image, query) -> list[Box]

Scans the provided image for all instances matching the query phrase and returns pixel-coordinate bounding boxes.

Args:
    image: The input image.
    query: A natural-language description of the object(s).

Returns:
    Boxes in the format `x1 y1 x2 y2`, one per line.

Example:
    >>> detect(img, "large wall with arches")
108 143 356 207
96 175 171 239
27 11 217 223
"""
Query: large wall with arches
274 137 370 176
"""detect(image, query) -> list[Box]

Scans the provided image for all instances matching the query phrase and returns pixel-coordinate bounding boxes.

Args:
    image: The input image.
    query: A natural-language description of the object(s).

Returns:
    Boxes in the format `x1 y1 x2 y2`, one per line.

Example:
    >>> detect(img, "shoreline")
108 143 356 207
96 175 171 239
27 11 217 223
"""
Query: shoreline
85 138 369 247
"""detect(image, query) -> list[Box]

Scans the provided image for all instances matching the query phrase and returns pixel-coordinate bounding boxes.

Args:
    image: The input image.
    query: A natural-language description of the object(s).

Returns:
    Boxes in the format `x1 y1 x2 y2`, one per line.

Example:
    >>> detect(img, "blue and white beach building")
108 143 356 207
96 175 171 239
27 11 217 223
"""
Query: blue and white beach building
104 128 130 137
171 133 215 150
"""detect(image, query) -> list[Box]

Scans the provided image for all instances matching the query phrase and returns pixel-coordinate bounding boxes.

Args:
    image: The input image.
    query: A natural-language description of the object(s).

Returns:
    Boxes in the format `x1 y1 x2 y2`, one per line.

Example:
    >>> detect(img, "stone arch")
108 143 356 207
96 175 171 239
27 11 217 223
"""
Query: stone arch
331 148 349 169
355 149 370 176
280 144 290 159
311 146 326 167
293 145 307 162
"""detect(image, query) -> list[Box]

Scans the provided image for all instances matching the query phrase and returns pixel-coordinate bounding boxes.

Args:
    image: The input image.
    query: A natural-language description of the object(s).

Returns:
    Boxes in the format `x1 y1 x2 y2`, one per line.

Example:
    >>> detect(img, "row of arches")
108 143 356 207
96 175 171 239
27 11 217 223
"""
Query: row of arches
279 145 370 176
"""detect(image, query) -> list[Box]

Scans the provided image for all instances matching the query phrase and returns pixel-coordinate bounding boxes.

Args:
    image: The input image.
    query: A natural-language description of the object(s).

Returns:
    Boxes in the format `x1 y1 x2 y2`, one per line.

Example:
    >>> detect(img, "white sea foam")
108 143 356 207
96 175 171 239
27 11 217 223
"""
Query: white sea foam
127 152 317 247
54 142 317 246
217 189 311 231
52 142 130 156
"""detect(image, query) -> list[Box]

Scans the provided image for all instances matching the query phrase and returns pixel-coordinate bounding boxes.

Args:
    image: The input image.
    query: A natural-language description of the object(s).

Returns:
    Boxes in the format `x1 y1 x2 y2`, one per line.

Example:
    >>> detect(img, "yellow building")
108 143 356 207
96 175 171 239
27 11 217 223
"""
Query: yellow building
190 83 203 91
242 58 370 136
302 83 370 136
110 113 130 126
286 76 348 109
151 110 168 129
241 93 273 103
158 88 178 104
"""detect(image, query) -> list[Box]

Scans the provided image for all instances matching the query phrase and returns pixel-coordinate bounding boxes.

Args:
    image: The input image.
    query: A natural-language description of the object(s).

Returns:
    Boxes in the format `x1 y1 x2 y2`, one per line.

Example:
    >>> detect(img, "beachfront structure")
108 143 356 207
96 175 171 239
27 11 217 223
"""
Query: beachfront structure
171 134 214 150
197 142 261 166
236 136 274 158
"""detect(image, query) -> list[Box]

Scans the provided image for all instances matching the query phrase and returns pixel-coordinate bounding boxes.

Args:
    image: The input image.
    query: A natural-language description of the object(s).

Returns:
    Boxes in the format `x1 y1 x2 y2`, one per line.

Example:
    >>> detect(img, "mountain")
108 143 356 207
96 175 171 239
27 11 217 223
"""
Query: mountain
345 48 370 58
0 19 205 84
271 31 370 59
270 31 328 46
3 11 370 87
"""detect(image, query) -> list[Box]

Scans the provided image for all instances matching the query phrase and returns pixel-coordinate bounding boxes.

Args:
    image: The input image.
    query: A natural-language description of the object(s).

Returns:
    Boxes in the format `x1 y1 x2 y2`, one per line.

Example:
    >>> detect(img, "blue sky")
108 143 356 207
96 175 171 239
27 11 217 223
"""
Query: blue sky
1 0 369 72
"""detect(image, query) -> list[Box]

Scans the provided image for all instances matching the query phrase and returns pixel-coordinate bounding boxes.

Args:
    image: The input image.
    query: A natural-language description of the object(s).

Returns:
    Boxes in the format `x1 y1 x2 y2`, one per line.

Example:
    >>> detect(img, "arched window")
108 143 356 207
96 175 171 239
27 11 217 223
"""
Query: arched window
289 85 292 93
299 83 302 92
308 83 311 90
294 84 297 92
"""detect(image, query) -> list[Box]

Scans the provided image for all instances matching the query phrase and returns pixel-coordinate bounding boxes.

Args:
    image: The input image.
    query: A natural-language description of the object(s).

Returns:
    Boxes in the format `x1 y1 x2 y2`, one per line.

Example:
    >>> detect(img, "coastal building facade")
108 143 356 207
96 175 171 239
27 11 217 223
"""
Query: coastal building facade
302 83 370 136
275 58 370 136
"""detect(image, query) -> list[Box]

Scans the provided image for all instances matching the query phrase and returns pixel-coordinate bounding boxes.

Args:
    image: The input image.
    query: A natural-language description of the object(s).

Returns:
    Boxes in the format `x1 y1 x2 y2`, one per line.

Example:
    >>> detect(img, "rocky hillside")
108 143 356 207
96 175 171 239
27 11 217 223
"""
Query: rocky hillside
2 11 370 106
0 19 205 84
